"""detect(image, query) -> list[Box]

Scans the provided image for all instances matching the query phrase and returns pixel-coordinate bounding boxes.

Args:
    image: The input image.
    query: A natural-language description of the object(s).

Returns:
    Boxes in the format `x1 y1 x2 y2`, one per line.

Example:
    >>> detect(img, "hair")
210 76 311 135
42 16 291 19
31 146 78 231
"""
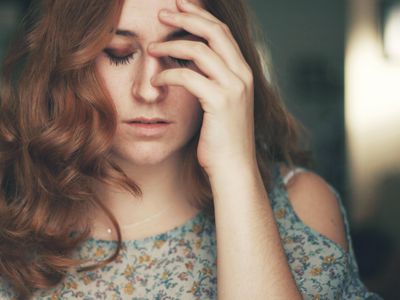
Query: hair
0 0 311 298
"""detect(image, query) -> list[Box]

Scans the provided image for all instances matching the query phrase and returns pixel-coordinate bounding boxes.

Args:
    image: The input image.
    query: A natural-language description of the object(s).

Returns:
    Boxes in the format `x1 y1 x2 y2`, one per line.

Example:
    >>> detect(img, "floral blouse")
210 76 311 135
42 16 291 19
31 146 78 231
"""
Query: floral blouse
0 165 382 299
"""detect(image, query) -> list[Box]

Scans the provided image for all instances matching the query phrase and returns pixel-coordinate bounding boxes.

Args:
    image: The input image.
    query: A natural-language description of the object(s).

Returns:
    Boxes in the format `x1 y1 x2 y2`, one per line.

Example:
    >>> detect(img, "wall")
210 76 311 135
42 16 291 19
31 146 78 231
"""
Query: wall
247 0 347 197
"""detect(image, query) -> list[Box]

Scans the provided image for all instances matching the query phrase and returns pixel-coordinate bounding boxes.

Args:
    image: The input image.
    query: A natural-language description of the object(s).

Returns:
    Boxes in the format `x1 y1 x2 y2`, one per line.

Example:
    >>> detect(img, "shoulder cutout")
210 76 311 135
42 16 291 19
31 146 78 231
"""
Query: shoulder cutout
279 165 349 252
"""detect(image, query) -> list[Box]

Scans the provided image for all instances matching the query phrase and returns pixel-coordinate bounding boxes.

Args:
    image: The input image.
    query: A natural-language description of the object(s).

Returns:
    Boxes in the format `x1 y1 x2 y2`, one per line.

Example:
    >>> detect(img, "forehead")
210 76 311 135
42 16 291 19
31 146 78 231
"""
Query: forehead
120 0 180 20
118 0 203 40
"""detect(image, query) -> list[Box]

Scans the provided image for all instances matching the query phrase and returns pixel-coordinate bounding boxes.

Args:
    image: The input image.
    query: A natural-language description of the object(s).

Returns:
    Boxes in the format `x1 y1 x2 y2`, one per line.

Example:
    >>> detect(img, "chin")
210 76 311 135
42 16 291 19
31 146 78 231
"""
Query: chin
128 154 170 166
113 143 182 167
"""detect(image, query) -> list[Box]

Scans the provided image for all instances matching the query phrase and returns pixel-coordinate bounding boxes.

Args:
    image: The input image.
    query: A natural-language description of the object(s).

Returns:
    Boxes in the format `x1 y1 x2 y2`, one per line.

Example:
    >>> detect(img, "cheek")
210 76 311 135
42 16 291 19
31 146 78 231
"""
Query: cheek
173 89 203 126
96 60 129 112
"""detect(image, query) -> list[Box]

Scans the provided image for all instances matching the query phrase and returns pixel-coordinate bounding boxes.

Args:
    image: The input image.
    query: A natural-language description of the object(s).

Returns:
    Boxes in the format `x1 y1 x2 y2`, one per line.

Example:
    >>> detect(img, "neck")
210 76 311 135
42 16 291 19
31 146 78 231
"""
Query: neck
89 153 197 239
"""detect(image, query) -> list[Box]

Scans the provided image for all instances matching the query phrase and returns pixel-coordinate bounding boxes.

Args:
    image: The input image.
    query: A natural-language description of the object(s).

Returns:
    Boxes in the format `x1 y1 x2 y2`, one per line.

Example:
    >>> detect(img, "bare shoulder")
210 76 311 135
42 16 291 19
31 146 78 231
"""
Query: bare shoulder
279 164 349 252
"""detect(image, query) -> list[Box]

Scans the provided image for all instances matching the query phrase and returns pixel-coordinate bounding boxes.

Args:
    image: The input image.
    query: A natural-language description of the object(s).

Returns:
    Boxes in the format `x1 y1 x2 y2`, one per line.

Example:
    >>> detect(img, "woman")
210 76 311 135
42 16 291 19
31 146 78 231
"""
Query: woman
0 0 381 299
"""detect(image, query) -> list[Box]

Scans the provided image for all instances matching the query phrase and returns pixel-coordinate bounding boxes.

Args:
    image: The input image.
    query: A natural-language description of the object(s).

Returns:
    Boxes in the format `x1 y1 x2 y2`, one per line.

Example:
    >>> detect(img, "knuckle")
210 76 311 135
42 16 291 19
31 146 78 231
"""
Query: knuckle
211 21 223 33
233 79 246 93
221 23 230 33
235 64 254 87
231 80 249 101
244 67 254 83
192 42 206 54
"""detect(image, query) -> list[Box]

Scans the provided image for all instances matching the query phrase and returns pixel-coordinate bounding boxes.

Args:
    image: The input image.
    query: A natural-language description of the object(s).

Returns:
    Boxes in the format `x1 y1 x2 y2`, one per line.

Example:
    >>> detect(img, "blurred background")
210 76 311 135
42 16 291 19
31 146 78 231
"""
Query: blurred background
247 0 400 298
0 0 399 298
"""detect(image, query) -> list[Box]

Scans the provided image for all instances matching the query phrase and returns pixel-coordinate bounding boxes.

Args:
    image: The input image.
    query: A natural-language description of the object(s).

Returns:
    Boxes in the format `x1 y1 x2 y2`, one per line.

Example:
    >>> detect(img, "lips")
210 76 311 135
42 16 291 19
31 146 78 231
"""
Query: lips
125 117 171 136
126 117 170 124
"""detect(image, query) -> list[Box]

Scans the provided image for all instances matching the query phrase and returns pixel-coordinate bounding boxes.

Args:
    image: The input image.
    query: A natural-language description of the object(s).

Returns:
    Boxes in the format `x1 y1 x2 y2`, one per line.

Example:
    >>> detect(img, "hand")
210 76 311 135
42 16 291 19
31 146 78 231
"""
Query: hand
149 0 255 176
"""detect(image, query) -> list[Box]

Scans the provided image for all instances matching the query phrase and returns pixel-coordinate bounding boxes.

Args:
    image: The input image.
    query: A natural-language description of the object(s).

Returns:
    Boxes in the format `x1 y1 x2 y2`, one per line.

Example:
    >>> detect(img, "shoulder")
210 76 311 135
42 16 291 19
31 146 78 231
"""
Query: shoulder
278 164 348 252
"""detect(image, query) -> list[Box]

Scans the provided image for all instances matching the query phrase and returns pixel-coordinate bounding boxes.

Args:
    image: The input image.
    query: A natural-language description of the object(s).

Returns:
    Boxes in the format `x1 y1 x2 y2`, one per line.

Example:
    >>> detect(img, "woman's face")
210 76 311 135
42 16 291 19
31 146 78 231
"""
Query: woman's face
96 0 203 167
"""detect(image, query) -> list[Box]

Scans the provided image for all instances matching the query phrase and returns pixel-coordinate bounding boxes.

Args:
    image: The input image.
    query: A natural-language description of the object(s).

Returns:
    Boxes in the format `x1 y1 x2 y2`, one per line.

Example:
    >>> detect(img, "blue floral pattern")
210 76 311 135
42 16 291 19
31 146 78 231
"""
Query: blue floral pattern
269 166 381 299
0 165 381 299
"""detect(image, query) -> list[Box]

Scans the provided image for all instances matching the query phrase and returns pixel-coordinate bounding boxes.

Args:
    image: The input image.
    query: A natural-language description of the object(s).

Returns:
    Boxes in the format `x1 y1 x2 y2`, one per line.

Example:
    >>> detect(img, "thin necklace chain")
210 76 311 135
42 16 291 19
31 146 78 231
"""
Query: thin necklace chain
101 203 175 234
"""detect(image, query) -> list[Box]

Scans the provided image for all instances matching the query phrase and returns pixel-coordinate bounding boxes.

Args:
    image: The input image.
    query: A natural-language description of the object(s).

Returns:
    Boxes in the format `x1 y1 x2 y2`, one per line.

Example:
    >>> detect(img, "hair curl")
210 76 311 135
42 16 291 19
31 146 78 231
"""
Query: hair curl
0 0 311 298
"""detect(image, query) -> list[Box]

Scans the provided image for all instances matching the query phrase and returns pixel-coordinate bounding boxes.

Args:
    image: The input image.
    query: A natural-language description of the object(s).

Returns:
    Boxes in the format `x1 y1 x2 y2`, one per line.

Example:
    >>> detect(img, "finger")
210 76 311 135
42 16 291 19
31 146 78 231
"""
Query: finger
151 68 220 111
176 0 240 54
148 40 237 85
159 10 249 79
176 0 220 23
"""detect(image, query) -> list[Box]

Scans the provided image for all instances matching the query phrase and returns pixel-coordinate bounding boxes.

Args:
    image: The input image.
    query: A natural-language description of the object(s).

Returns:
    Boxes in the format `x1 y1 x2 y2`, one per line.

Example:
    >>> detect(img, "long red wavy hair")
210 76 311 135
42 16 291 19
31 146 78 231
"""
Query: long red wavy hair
0 0 310 298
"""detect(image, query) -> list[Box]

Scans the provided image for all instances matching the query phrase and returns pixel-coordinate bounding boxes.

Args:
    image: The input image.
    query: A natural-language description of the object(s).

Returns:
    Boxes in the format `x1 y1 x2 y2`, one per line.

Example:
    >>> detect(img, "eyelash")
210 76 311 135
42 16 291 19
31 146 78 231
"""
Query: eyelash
104 50 193 67
105 51 134 66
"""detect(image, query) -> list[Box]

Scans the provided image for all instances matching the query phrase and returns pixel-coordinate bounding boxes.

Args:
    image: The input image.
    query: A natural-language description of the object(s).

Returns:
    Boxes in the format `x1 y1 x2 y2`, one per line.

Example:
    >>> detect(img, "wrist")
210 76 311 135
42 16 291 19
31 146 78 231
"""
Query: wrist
206 158 261 189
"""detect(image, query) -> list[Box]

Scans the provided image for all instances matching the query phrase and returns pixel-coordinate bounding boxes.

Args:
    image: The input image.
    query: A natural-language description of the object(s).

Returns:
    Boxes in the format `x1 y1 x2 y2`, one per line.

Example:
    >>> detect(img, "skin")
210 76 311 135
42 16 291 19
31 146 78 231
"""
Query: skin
147 3 300 297
92 0 207 238
145 2 347 299
150 6 255 175
98 1 205 168
93 0 347 298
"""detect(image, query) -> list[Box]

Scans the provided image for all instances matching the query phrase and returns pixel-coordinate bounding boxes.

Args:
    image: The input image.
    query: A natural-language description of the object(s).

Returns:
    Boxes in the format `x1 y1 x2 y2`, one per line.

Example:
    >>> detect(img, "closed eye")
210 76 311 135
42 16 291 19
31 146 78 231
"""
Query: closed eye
167 56 193 67
104 50 135 66
103 49 193 68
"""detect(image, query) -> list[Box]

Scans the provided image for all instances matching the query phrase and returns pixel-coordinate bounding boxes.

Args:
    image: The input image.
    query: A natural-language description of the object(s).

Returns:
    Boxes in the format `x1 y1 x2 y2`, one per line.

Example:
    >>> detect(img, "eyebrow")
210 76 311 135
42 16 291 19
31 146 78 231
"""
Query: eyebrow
115 28 193 41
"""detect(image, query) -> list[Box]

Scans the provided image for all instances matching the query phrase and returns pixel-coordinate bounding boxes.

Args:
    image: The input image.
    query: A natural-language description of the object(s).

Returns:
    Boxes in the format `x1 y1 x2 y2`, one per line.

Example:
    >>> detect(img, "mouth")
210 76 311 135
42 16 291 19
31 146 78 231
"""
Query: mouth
126 117 171 124
124 117 172 136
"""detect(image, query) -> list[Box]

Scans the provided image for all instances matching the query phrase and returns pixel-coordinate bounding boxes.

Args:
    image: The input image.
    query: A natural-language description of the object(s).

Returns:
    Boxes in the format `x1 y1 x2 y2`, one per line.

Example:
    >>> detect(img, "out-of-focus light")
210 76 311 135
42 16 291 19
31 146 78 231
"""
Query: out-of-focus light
384 3 400 61
346 0 400 223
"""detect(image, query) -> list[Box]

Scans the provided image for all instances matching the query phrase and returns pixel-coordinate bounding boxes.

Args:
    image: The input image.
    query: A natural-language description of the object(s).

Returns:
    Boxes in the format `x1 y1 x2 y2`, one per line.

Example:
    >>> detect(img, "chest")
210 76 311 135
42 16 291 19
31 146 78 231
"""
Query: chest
35 217 218 299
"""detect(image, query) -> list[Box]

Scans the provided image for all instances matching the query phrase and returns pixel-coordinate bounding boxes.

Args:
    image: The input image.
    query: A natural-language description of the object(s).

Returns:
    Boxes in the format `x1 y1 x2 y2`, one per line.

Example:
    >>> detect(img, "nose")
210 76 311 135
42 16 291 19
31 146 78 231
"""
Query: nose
132 55 166 103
